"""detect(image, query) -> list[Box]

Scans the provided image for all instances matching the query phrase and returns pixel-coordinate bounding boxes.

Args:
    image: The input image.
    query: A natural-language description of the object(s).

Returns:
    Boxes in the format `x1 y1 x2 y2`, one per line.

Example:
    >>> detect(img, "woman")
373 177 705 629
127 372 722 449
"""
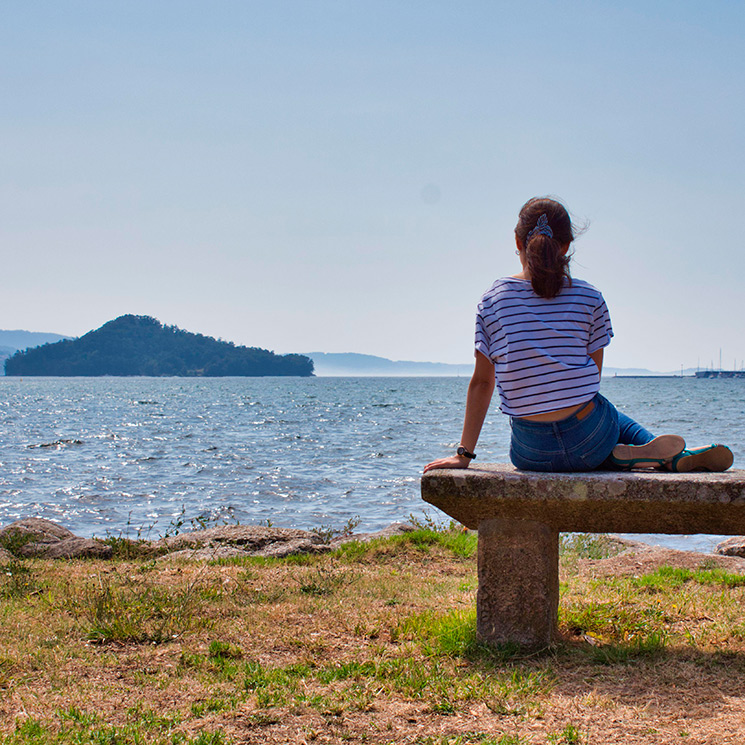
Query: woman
424 197 733 474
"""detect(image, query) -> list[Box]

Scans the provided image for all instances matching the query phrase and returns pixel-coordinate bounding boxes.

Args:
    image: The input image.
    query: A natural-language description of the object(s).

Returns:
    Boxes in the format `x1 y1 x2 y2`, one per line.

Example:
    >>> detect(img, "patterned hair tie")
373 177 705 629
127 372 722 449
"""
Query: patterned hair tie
526 213 553 243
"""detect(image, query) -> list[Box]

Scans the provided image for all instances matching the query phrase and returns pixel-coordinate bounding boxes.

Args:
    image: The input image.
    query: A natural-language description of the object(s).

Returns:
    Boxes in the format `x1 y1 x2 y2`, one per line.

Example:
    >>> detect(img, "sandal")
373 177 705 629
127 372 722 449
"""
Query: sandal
610 435 685 469
667 444 734 473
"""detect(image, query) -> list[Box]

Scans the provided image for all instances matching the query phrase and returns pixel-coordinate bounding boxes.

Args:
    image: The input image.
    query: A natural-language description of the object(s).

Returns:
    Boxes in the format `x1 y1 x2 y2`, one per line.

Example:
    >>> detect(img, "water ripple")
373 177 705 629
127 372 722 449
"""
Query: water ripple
0 376 742 551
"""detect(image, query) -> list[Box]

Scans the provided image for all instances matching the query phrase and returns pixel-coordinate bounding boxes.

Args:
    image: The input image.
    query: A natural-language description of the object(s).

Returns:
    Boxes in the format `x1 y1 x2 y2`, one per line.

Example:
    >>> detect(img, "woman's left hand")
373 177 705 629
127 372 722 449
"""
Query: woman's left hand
423 454 471 473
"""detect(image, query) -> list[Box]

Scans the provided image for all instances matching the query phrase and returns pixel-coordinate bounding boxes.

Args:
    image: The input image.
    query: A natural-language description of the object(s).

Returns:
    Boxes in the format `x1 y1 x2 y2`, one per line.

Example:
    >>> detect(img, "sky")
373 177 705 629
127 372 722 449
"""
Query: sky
2 1 744 371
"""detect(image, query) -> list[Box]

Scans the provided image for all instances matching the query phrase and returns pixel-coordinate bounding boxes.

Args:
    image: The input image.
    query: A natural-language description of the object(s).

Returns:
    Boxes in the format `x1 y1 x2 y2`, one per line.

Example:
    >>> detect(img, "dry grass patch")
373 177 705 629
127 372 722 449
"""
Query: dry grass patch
2 529 745 744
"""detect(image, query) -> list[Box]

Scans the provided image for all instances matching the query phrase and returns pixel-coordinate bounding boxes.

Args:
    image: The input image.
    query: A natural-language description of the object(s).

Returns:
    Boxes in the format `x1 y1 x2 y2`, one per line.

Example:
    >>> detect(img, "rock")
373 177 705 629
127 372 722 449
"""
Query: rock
155 523 417 562
256 537 326 558
154 524 332 561
36 536 113 560
0 518 418 562
0 547 14 562
154 524 327 552
0 518 76 544
715 536 745 557
0 518 112 559
162 545 259 562
161 536 329 562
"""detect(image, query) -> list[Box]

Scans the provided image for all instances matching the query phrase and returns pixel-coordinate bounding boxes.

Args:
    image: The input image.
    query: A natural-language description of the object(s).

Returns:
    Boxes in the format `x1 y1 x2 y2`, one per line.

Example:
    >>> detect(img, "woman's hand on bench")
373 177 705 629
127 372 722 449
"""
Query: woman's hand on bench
423 454 471 473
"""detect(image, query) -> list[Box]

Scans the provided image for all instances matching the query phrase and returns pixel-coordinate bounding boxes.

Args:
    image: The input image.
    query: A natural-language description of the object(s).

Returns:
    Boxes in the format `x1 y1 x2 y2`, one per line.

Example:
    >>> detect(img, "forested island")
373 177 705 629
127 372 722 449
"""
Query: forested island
3 315 314 377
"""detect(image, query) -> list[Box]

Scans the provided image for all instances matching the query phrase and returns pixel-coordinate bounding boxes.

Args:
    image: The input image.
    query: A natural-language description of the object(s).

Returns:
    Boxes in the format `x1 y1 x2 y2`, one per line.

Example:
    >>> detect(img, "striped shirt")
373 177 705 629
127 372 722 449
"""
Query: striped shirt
475 277 613 417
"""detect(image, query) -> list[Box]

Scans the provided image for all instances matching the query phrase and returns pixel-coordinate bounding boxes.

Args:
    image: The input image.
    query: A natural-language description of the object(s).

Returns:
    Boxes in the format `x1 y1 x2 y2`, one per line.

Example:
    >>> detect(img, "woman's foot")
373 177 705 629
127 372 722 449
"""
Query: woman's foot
610 435 685 470
666 444 734 472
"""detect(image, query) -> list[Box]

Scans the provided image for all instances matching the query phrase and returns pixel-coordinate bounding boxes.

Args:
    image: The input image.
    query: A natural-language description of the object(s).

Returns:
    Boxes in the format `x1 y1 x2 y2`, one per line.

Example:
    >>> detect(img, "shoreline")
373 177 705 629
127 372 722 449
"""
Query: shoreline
0 515 740 558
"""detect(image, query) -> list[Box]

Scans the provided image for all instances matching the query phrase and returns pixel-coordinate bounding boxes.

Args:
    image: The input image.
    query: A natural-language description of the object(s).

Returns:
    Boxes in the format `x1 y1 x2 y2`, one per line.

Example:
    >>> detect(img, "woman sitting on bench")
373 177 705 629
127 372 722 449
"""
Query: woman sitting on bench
424 196 733 474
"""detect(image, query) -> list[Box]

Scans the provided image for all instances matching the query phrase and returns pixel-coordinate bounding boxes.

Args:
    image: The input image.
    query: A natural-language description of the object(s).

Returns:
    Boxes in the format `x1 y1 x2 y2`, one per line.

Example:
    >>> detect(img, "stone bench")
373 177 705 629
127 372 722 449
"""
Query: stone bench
421 464 745 647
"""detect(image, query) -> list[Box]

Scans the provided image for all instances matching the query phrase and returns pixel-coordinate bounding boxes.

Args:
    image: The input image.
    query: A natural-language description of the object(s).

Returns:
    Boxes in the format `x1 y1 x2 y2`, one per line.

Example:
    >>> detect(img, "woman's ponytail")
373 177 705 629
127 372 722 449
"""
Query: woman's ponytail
525 233 570 299
515 198 575 300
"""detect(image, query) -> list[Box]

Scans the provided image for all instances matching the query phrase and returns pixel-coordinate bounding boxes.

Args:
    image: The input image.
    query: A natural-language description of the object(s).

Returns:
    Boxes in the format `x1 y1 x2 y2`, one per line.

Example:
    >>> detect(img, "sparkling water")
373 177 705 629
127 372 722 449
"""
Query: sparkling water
1 375 743 552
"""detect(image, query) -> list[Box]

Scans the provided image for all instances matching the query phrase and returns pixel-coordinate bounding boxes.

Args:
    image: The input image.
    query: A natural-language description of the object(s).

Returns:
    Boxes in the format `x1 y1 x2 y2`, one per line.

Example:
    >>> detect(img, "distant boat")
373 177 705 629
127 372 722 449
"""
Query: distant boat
694 370 745 379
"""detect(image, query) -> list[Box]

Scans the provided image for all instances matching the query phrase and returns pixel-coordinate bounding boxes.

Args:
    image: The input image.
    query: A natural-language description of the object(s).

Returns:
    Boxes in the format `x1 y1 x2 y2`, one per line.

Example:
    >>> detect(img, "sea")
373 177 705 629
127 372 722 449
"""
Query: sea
1 375 744 553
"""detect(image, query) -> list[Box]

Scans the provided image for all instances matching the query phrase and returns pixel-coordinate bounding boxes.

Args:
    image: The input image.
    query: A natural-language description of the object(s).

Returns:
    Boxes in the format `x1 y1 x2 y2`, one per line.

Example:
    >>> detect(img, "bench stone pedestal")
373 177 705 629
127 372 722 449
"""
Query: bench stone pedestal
421 464 745 647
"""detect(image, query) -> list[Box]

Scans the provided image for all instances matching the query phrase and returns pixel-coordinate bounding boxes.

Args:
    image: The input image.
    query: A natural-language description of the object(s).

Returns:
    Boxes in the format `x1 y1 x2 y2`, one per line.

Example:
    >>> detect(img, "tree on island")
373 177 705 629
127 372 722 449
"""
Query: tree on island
3 315 314 377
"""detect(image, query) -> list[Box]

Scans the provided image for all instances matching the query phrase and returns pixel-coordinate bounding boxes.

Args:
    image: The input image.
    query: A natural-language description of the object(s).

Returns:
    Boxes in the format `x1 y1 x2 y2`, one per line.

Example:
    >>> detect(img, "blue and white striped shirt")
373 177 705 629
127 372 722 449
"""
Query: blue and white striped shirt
475 277 613 417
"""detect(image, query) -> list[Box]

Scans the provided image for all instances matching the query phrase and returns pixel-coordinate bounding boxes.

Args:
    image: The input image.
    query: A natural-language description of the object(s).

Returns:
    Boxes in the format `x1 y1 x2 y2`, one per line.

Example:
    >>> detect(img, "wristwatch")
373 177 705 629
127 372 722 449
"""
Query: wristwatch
456 445 476 460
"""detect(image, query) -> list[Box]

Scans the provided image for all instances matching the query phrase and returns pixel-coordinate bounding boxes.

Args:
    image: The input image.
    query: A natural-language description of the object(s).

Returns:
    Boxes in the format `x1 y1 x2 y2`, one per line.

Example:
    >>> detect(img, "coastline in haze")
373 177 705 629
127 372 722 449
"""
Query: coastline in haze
0 324 716 378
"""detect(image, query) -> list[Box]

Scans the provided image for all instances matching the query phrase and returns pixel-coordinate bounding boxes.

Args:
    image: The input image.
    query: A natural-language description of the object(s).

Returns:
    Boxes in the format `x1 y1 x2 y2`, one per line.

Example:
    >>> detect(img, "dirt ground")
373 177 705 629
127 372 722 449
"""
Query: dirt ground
2 535 745 744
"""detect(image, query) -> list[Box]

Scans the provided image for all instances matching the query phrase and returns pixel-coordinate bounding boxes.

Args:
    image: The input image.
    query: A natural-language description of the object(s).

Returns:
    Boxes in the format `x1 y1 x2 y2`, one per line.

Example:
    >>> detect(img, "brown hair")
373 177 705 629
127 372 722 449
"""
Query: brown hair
515 197 575 299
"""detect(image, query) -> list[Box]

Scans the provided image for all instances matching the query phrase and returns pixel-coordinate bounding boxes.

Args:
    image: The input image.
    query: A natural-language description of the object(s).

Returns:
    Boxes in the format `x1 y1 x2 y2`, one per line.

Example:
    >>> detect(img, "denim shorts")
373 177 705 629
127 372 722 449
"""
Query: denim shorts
509 393 621 472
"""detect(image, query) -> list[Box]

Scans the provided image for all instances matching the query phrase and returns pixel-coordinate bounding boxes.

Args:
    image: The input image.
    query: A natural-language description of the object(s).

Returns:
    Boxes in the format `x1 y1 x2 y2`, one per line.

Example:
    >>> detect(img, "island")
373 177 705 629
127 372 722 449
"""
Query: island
3 315 314 377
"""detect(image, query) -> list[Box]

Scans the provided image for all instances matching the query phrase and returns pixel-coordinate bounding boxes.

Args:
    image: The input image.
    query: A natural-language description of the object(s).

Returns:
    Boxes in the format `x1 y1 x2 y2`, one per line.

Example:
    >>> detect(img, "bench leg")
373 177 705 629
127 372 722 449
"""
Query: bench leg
477 518 559 647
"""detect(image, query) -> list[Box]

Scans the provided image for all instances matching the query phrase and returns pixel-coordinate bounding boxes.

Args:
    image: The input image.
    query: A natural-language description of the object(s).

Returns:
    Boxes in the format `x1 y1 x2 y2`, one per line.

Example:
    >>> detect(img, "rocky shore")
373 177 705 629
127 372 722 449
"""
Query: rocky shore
0 517 418 561
3 517 745 573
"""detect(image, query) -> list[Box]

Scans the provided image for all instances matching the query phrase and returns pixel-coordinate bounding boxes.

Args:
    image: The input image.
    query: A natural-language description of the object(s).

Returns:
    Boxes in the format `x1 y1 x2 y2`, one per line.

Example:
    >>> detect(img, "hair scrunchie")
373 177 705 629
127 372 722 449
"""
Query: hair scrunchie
526 213 553 243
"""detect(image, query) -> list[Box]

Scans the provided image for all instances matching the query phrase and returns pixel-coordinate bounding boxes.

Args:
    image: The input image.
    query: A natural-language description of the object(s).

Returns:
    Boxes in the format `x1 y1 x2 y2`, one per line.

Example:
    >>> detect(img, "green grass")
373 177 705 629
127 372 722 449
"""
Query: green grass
240 652 553 717
332 525 478 564
0 561 41 599
393 607 524 662
561 598 669 660
1 711 225 745
547 724 588 744
0 529 35 557
208 640 243 660
631 564 745 591
561 563 745 662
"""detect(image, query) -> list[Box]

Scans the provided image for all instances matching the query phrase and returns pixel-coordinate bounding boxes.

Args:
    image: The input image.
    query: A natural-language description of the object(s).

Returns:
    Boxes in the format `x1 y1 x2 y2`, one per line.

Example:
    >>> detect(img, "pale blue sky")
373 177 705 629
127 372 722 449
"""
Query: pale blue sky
2 1 743 370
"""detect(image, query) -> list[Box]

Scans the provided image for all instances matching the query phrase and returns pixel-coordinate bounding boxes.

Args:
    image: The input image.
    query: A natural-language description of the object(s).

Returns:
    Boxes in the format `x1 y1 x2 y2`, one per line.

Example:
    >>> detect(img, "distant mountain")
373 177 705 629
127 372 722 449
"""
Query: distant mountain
308 352 473 377
0 327 695 379
307 355 689 378
0 330 72 376
0 329 70 352
4 315 314 377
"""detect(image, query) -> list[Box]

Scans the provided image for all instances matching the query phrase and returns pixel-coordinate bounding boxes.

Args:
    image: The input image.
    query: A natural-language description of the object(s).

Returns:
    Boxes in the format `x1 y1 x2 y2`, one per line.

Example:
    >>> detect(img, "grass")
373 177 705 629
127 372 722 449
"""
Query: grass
0 529 35 558
0 560 41 599
631 564 745 590
2 528 745 743
64 568 208 643
1 712 226 745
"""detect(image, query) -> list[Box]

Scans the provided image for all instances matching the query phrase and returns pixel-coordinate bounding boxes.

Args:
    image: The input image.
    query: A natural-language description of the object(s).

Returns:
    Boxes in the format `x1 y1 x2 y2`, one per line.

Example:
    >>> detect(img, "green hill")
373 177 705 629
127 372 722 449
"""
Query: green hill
3 315 314 377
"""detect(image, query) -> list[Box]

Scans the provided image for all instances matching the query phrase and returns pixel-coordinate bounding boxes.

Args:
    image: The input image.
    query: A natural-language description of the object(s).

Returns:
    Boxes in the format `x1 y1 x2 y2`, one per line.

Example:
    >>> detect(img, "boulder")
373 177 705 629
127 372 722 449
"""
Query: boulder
154 524 327 551
37 536 113 559
154 525 330 561
716 536 745 557
0 518 76 544
0 518 112 559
